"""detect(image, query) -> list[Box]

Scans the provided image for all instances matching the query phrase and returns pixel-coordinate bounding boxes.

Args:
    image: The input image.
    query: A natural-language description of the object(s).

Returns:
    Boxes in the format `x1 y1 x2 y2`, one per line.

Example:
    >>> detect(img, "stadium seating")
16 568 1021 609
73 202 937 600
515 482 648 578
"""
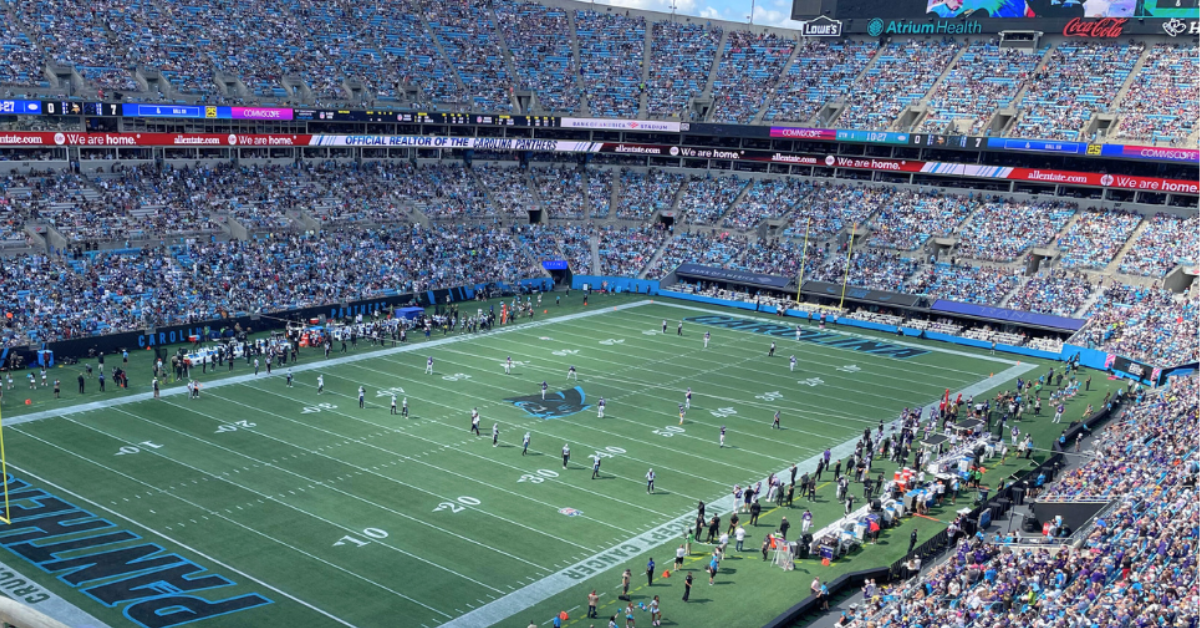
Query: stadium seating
677 174 746 225
765 40 875 124
575 10 645 119
867 191 977 251
782 185 878 242
1006 269 1096 317
907 263 1021 306
586 169 614 219
955 200 1076 262
919 42 1041 135
495 0 579 113
838 40 961 131
1114 44 1199 144
1012 42 1142 141
614 169 684 220
721 178 812 230
426 0 515 112
1118 212 1199 277
598 225 666 276
809 249 917 292
1056 209 1142 271
648 231 748 279
710 31 795 124
646 21 721 119
532 165 586 220
1075 285 1198 365
734 239 827 279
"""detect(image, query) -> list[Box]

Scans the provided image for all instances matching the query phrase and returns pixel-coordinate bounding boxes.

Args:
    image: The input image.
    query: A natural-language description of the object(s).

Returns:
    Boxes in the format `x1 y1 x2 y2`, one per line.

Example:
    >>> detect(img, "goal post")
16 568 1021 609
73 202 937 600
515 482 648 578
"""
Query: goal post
0 405 10 523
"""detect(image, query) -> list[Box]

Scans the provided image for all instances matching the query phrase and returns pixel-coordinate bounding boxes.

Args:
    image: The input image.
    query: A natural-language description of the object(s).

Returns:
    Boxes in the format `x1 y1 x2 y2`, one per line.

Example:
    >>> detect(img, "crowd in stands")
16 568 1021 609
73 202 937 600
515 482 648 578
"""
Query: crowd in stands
765 40 874 124
359 4 458 104
646 22 721 119
558 224 594 275
408 163 495 218
0 223 538 346
598 224 667 276
907 263 1021 306
473 165 536 216
722 178 811 231
1119 212 1198 278
734 238 827 279
1115 44 1198 145
783 185 878 242
850 375 1196 628
495 0 579 113
868 191 977 251
1056 209 1142 271
576 10 645 119
919 42 1040 135
1013 42 1143 141
614 169 684 220
955 200 1076 262
1075 284 1198 365
678 174 746 225
532 166 586 220
1006 269 1095 317
810 249 917 292
647 231 748 279
426 0 514 112
14 0 140 93
710 32 795 124
586 169 614 219
839 40 960 131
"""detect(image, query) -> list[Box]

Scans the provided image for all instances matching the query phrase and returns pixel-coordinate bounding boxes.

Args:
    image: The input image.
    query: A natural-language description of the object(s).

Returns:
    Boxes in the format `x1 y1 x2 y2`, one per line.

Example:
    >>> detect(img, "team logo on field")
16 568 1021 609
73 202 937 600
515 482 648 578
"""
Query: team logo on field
506 386 591 419
559 507 584 517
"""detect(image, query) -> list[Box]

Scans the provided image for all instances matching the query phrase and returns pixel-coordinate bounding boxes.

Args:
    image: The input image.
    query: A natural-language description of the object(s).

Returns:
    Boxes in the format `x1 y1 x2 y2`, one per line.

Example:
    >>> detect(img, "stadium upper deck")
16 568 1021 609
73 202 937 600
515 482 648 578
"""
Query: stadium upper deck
1 0 1196 146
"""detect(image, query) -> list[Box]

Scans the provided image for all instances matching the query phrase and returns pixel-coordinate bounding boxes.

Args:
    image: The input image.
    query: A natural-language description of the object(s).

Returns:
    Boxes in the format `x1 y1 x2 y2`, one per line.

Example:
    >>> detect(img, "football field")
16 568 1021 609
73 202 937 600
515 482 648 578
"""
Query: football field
0 295 1078 628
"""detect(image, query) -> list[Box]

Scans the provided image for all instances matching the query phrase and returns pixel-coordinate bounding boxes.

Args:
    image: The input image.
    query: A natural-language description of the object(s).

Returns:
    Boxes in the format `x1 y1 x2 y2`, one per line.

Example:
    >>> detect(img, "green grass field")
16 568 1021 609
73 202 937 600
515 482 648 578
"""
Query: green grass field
0 293 1119 628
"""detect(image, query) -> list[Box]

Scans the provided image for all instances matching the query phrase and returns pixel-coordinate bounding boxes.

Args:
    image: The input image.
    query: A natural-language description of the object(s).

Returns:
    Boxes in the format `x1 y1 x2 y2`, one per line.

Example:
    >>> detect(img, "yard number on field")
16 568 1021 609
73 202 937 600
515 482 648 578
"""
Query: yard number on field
434 496 481 513
334 527 389 548
443 373 472 382
215 420 256 433
798 377 824 387
652 426 685 437
115 441 163 456
302 402 337 414
710 407 737 418
756 391 783 401
518 469 560 483
375 386 405 397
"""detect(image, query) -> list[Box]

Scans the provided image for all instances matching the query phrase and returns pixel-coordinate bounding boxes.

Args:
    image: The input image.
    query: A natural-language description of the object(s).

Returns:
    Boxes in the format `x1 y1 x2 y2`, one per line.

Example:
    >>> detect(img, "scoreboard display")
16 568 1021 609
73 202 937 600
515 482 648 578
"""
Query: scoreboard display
294 109 560 126
41 101 121 116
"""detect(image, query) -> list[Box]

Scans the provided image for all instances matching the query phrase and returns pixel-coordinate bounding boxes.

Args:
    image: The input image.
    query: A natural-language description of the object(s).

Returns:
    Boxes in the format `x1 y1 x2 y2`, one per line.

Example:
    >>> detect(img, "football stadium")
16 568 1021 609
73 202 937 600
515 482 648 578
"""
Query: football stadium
0 0 1195 626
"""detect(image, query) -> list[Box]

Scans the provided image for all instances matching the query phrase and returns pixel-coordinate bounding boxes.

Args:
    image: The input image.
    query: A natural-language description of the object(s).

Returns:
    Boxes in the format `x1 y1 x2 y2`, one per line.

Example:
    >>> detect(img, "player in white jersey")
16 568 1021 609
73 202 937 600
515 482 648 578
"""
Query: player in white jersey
662 319 668 333
598 397 605 418
504 357 512 374
796 325 802 341
253 358 259 376
317 375 324 394
704 331 711 348
566 365 577 381
401 397 409 417
685 387 692 409
562 444 571 469
541 381 548 400
677 321 683 336
390 395 398 415
646 469 656 493
678 404 686 426
790 355 797 372
772 410 781 429
425 356 434 375
492 423 500 447
768 342 776 357
470 409 481 436
592 455 602 479
719 425 726 448
286 369 293 387
522 432 531 456
358 386 365 408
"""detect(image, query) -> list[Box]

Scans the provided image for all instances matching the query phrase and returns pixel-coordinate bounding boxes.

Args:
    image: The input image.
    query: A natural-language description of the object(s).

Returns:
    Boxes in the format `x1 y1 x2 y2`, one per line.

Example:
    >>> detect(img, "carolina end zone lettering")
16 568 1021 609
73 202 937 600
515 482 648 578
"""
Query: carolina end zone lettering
0 476 271 628
684 315 929 359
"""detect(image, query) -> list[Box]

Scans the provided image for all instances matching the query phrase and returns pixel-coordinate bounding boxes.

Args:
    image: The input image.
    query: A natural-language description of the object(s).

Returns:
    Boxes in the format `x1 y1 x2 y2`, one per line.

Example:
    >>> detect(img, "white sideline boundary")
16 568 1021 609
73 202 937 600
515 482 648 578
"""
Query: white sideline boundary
441 359 1038 628
5 300 656 427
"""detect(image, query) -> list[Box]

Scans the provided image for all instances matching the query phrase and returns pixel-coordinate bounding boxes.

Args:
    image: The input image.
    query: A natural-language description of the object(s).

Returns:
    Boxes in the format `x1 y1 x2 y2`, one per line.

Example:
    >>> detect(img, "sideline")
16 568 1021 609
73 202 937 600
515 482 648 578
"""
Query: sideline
439 362 1036 628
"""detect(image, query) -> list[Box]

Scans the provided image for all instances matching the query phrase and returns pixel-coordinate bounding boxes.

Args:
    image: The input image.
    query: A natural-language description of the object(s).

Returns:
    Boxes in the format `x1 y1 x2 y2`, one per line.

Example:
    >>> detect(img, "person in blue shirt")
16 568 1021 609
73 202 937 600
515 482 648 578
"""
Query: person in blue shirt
646 557 655 586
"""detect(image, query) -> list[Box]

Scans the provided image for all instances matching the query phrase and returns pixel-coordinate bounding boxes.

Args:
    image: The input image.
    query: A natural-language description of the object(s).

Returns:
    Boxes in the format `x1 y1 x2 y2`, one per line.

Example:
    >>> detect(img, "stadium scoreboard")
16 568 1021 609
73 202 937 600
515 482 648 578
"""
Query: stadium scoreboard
41 101 121 117
294 110 560 127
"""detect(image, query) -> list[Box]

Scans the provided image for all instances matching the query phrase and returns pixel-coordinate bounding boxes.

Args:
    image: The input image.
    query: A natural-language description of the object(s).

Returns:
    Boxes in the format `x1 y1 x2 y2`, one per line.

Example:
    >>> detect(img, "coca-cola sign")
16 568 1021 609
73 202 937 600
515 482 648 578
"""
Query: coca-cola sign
1063 17 1128 38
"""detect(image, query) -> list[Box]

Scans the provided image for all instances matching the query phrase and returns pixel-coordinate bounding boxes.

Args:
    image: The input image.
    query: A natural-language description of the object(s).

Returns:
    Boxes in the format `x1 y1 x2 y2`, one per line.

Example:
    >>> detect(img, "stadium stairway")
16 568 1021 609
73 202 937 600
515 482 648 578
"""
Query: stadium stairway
486 8 524 114
906 45 971 132
821 45 887 129
637 232 673 280
638 25 652 119
1103 219 1152 275
418 11 469 102
997 44 1059 137
701 29 729 103
565 9 590 117
589 232 601 273
524 168 550 221
1107 45 1155 129
751 42 805 125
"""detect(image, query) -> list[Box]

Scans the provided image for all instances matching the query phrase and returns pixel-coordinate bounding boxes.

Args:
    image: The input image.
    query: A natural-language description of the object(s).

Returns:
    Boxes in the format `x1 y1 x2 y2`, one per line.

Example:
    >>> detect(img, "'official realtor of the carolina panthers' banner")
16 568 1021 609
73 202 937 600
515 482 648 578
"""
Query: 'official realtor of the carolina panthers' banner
675 264 791 290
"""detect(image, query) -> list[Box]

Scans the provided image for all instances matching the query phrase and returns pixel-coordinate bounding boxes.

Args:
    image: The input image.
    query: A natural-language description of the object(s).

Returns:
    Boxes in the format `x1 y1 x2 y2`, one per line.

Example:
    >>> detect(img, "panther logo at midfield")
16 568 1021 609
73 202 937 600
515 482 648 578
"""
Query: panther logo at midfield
506 387 591 419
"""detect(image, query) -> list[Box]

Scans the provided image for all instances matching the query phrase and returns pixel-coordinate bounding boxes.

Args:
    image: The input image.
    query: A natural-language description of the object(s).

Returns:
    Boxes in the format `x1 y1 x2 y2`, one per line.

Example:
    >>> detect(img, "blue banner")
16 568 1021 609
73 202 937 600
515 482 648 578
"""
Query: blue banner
675 263 791 289
931 300 1085 332
0 100 41 115
986 138 1088 155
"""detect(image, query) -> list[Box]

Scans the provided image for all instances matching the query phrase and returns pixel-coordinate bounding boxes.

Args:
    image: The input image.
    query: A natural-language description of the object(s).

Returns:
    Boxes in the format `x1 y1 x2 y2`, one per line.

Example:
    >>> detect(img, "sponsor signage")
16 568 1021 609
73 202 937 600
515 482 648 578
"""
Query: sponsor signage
866 16 983 36
802 281 924 308
769 127 838 140
542 260 569 270
120 104 294 120
560 118 682 132
0 132 308 147
0 100 41 115
1062 17 1128 37
675 263 791 289
1162 18 1200 35
930 300 1085 332
801 15 844 36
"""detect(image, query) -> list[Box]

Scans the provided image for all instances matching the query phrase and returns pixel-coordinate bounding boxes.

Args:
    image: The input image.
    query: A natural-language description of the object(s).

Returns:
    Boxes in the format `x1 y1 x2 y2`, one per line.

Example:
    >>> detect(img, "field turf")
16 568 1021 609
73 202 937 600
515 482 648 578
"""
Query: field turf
0 293 1120 628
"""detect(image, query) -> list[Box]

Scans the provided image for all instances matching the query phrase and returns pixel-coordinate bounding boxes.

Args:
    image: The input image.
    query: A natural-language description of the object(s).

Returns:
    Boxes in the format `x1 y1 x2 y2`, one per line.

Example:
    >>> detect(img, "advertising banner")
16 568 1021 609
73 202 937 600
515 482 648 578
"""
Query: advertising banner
930 300 1086 331
675 263 792 289
560 118 683 132
0 131 312 147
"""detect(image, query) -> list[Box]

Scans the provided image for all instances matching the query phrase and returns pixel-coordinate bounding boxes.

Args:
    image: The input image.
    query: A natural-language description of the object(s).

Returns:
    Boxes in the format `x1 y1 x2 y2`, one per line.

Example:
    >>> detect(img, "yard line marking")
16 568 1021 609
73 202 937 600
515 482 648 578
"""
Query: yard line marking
7 299 657 427
64 408 511 595
438 362 1036 628
6 434 392 626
